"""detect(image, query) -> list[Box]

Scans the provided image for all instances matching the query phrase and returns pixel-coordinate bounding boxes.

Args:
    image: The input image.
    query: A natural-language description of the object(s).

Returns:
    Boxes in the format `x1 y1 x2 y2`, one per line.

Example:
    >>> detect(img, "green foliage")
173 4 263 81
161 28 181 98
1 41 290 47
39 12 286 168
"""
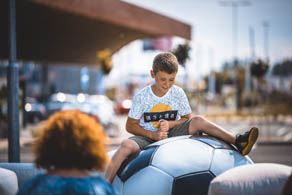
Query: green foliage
250 59 269 78
172 43 191 67
221 60 247 85
96 49 113 75
273 59 292 77
222 59 244 71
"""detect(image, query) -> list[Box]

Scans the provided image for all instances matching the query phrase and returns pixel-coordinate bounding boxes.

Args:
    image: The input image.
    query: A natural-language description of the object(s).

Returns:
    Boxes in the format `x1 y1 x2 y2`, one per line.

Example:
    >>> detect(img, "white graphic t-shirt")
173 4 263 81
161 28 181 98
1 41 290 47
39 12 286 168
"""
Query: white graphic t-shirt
128 85 191 131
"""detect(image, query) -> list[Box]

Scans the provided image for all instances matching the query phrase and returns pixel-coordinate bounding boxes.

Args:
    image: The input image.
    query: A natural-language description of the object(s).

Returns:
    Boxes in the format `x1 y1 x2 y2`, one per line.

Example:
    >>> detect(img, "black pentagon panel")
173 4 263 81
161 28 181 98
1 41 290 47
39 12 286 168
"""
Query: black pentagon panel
191 135 235 150
117 146 158 182
172 171 215 195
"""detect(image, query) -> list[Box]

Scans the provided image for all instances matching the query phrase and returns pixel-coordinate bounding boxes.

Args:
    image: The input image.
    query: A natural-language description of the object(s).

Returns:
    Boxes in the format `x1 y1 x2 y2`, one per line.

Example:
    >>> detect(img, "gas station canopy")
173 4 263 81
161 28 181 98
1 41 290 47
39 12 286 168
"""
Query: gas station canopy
0 0 191 65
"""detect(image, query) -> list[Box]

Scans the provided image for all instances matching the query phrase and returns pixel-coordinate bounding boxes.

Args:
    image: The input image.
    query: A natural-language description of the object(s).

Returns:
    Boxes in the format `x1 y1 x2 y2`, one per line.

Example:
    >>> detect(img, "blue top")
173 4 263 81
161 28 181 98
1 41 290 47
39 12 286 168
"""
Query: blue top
17 173 118 195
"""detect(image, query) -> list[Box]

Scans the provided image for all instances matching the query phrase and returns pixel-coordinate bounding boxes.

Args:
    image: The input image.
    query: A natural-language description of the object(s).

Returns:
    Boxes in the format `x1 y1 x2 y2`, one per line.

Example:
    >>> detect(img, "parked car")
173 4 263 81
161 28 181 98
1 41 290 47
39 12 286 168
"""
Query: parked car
87 95 116 126
24 97 46 123
87 95 119 137
61 93 119 137
114 98 132 115
45 92 75 117
26 92 119 137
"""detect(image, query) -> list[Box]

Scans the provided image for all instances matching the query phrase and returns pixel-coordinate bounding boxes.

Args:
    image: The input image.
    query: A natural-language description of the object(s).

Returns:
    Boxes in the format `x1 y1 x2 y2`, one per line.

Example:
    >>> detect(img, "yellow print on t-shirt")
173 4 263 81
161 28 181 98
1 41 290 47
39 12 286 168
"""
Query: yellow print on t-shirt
149 104 173 128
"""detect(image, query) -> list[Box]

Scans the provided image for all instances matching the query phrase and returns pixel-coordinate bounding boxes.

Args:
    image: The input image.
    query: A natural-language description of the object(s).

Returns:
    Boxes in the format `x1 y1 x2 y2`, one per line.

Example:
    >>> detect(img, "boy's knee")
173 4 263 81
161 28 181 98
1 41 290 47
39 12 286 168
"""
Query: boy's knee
120 139 139 155
191 115 205 125
189 115 206 134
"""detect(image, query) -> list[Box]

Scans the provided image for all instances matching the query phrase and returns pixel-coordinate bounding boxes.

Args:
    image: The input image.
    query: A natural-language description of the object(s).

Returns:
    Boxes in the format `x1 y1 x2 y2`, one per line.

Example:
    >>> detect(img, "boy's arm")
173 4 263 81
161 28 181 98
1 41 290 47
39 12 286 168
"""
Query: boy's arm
126 117 168 141
168 113 192 129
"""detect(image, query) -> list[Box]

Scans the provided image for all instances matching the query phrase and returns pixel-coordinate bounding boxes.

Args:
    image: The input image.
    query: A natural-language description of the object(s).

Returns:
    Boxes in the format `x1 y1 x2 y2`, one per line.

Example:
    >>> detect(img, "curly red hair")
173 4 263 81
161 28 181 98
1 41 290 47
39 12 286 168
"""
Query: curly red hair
34 110 109 171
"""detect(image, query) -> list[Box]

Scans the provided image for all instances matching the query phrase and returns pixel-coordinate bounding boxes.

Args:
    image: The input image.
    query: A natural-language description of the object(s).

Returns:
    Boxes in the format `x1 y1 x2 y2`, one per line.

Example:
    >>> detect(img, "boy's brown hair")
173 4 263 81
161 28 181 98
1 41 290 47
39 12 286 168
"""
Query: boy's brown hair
152 52 179 74
34 110 109 171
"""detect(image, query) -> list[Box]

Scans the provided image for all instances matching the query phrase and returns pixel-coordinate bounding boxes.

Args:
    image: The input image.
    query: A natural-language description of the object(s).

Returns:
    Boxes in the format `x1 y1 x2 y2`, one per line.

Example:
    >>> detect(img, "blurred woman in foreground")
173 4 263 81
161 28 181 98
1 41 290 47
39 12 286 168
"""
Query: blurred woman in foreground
17 110 118 195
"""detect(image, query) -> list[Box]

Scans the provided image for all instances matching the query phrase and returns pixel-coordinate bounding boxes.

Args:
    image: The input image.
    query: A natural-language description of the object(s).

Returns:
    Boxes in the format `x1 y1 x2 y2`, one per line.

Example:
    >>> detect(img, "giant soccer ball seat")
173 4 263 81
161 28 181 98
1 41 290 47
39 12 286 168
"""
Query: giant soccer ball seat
108 135 253 195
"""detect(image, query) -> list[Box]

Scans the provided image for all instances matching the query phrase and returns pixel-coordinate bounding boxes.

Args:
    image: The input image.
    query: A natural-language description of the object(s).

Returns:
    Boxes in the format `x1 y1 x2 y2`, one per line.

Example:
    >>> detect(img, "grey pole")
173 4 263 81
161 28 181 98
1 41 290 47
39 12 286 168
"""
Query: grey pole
245 26 255 94
249 26 256 60
219 0 251 111
263 21 270 62
219 0 251 61
232 2 238 61
208 48 216 95
7 0 20 162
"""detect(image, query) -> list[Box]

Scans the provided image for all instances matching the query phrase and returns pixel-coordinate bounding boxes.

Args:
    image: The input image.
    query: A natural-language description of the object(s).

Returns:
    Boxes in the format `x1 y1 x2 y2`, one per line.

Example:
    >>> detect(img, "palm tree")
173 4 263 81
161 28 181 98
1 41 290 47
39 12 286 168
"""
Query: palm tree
250 59 269 92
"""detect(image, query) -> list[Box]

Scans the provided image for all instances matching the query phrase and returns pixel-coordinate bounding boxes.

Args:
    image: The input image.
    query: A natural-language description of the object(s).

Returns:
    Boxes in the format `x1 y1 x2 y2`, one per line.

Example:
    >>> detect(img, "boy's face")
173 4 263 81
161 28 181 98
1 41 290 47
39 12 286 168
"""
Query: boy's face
151 70 176 94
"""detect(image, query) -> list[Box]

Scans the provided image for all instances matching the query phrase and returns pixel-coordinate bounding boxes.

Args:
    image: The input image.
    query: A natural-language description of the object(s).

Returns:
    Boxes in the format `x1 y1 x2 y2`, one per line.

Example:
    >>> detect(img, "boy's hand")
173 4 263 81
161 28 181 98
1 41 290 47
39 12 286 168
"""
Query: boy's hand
158 119 169 132
151 130 168 141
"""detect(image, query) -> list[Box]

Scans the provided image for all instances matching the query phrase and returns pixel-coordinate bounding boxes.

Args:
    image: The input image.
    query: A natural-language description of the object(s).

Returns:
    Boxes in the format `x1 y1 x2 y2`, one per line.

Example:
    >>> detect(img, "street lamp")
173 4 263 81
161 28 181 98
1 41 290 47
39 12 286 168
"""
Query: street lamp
263 21 270 62
219 0 251 63
219 0 251 110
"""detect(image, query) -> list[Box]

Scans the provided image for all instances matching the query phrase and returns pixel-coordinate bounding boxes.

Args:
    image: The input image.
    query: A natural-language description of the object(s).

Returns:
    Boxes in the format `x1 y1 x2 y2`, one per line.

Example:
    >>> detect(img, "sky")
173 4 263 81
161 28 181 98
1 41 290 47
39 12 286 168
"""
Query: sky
110 0 292 81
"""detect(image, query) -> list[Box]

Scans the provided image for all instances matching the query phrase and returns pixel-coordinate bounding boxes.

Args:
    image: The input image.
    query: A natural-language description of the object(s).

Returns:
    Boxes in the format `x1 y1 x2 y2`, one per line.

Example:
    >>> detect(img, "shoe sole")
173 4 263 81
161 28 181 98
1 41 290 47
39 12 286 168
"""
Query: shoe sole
242 127 259 155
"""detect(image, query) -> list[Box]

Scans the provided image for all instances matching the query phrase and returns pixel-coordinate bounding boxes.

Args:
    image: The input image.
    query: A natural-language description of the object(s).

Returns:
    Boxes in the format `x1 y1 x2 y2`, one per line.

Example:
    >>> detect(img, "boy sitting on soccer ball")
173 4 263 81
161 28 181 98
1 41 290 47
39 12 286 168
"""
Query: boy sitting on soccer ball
105 52 259 183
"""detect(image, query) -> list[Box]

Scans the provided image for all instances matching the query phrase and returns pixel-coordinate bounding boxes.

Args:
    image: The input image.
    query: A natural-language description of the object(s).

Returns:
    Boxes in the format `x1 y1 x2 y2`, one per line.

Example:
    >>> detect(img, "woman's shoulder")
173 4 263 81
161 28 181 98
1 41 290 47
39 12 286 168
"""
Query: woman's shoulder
89 176 118 193
17 173 47 194
18 174 117 195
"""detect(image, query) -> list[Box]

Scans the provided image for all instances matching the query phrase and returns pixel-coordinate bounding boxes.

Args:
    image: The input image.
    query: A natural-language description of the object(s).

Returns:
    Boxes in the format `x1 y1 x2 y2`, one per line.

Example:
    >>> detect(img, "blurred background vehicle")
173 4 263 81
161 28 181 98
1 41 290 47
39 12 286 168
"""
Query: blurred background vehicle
25 92 119 137
24 97 46 124
114 98 132 115
44 92 75 117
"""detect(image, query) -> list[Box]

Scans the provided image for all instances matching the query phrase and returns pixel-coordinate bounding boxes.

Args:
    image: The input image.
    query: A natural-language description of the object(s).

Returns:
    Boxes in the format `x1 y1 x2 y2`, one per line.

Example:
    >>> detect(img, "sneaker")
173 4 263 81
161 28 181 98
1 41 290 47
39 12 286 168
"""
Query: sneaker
235 127 259 155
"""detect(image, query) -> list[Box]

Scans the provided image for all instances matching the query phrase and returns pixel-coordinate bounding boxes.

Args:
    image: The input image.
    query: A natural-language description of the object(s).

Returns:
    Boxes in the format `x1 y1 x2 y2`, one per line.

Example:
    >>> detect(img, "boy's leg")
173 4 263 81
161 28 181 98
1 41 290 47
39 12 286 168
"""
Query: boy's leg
188 115 236 144
104 139 140 183
188 115 259 155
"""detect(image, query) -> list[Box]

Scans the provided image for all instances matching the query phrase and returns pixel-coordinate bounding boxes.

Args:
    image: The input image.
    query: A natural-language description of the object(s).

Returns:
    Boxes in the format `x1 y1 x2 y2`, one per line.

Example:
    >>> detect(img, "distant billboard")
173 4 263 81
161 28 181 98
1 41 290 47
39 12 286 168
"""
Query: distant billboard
80 67 89 90
143 37 172 51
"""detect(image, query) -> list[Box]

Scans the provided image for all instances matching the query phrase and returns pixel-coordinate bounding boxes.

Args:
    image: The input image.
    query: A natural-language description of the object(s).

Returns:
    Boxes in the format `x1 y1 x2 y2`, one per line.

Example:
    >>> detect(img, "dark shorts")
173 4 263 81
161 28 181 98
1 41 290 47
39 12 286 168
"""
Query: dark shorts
129 118 192 150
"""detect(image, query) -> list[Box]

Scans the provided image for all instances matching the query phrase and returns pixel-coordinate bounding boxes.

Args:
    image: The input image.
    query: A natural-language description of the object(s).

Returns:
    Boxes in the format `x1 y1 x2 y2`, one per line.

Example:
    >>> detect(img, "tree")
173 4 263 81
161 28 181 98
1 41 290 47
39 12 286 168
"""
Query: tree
273 59 292 77
172 43 191 67
96 49 113 75
250 59 269 79
272 59 292 92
